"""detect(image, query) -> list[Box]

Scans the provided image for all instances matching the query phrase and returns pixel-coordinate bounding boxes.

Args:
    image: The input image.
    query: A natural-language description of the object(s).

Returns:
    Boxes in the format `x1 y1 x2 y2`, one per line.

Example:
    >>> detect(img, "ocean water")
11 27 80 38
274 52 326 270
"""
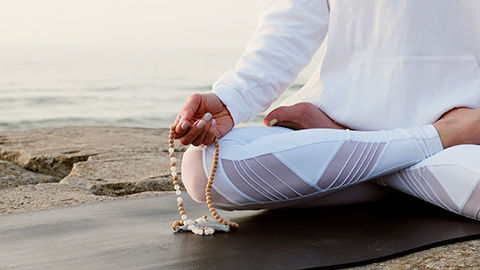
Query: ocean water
0 43 312 131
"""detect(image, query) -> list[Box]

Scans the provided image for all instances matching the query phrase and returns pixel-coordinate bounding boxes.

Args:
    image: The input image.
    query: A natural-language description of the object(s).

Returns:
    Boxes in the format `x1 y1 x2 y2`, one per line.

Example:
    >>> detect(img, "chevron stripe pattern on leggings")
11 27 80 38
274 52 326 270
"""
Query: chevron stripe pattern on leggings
377 145 480 220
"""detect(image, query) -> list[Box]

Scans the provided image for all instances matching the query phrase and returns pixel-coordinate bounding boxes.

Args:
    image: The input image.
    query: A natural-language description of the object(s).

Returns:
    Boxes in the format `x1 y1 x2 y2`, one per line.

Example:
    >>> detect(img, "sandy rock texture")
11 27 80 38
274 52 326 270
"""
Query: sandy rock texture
0 126 186 200
0 183 166 214
345 239 480 270
1 126 479 270
0 159 57 189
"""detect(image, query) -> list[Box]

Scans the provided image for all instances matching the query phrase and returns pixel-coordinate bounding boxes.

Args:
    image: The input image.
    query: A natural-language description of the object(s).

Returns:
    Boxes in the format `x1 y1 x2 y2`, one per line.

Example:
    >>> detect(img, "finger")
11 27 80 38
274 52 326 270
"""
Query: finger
264 106 291 126
173 118 191 139
190 127 207 146
191 112 216 146
202 118 217 145
174 94 206 138
174 114 183 124
179 113 212 146
271 121 302 130
179 94 202 123
179 119 204 146
175 94 202 124
263 117 278 127
263 109 277 126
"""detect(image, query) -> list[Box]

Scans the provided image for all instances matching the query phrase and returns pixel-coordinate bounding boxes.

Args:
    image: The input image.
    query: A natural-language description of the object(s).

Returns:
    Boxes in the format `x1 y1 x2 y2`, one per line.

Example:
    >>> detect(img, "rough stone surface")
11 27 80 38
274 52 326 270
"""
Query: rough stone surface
344 239 480 270
0 126 186 196
0 183 112 214
0 183 166 215
1 126 480 270
0 160 58 189
60 152 175 196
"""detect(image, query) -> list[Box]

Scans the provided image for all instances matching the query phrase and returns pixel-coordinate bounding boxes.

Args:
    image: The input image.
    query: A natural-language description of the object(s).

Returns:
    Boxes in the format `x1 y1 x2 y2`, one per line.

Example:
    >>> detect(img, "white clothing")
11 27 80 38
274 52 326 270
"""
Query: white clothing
184 125 443 209
211 0 480 130
376 145 480 219
181 1 480 221
183 127 480 220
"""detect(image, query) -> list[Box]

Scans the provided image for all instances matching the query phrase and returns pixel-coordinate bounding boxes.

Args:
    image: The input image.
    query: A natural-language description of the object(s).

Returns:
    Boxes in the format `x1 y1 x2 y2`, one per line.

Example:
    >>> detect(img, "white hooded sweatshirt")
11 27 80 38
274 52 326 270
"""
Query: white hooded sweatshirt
211 0 480 130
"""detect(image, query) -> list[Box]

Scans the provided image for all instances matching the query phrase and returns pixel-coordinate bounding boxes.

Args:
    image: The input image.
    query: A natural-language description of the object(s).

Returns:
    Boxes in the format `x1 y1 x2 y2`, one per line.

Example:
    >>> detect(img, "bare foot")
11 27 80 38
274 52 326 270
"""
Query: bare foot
263 102 349 130
433 107 480 148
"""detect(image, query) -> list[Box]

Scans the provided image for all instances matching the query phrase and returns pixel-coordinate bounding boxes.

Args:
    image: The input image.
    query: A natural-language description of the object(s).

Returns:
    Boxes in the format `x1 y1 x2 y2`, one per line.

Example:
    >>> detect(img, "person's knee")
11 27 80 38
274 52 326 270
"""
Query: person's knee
426 144 480 168
181 146 208 202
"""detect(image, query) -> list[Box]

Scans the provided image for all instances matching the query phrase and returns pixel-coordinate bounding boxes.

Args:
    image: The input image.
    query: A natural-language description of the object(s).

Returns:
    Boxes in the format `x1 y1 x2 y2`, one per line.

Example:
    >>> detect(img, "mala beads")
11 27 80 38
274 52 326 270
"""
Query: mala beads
169 124 239 235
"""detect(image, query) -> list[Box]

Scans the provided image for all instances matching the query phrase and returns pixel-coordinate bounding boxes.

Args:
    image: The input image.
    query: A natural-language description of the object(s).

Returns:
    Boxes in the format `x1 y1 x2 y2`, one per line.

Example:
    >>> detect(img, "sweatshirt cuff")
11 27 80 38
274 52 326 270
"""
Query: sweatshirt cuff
424 124 445 154
211 85 251 126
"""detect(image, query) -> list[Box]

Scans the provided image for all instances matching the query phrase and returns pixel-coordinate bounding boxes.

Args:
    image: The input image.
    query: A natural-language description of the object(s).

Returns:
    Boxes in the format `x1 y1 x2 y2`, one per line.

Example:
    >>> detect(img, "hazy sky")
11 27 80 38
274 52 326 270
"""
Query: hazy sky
0 0 264 48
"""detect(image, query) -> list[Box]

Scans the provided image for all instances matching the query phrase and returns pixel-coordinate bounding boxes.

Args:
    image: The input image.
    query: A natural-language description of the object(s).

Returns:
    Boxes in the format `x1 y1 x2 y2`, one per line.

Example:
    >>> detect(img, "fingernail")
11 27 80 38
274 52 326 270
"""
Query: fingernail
197 120 206 129
175 115 185 124
212 119 216 126
204 112 212 122
181 122 189 130
269 119 278 126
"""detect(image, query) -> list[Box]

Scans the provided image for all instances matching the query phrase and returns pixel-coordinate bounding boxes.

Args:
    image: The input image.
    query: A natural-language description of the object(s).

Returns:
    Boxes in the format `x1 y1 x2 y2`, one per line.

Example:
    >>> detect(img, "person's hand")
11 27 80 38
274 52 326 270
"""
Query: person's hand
174 93 234 146
263 102 349 130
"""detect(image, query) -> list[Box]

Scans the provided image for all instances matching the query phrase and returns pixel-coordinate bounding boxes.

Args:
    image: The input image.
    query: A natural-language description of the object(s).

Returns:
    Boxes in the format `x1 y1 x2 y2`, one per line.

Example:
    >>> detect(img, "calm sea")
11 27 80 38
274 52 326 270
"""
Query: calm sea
0 43 313 131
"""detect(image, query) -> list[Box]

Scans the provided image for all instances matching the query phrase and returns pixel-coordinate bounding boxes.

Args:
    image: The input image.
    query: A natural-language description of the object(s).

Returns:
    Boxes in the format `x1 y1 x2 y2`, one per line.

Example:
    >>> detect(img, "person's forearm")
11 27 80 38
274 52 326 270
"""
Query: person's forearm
212 0 330 126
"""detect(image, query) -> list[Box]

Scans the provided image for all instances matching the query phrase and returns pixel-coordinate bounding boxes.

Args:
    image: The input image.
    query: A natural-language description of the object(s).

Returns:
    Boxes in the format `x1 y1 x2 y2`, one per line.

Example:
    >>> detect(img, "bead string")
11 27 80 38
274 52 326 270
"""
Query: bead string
169 124 239 235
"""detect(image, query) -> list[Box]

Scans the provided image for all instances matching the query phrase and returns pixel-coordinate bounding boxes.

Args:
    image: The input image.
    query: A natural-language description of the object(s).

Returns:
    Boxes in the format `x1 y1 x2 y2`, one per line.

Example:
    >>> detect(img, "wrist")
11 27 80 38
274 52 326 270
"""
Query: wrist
211 86 249 126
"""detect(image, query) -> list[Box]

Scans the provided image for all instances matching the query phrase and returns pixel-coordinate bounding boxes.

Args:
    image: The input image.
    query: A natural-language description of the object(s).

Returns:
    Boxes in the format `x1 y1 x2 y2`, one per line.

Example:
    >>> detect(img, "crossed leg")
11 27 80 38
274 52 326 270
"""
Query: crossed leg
181 105 480 220
182 124 443 210
376 145 480 220
182 142 396 209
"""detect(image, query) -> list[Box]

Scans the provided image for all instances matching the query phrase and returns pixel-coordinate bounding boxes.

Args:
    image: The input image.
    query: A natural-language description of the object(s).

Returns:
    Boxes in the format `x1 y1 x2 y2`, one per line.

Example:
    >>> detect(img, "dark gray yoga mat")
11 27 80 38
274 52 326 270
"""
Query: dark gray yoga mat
1 192 480 270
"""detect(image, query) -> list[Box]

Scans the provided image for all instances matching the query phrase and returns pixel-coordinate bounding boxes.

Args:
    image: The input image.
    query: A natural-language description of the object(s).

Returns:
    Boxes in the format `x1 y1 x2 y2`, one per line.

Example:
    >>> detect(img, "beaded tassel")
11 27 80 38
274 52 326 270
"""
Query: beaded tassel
169 124 238 235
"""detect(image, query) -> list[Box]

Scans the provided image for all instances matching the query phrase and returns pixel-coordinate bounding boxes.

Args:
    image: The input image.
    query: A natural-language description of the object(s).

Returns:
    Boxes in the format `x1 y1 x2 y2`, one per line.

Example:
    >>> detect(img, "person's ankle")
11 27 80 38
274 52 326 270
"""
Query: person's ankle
433 120 453 149
434 108 480 148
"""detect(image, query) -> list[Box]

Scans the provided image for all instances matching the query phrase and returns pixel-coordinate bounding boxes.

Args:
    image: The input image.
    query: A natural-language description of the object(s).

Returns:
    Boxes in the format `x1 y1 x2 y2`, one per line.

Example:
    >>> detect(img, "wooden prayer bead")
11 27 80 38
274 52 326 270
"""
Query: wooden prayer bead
169 123 238 235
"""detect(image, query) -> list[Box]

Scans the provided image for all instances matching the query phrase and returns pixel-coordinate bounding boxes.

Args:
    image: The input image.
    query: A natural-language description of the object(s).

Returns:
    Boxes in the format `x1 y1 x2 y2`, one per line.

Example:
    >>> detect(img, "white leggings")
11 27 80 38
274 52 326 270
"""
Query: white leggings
182 125 480 220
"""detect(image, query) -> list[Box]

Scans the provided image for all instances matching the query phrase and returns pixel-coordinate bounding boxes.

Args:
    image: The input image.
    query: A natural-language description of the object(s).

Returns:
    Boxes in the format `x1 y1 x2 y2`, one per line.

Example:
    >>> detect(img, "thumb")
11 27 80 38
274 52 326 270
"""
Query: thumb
177 94 203 123
264 106 290 126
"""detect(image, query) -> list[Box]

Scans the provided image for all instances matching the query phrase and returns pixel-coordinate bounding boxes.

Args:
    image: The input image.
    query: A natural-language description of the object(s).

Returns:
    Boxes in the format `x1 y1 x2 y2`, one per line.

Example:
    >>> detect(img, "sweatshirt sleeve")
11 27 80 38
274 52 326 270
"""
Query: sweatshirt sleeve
211 0 330 125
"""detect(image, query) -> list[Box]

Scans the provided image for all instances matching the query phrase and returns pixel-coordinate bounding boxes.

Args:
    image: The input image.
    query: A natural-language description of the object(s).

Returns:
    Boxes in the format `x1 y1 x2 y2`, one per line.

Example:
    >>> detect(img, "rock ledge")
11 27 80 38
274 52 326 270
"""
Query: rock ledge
0 126 186 201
